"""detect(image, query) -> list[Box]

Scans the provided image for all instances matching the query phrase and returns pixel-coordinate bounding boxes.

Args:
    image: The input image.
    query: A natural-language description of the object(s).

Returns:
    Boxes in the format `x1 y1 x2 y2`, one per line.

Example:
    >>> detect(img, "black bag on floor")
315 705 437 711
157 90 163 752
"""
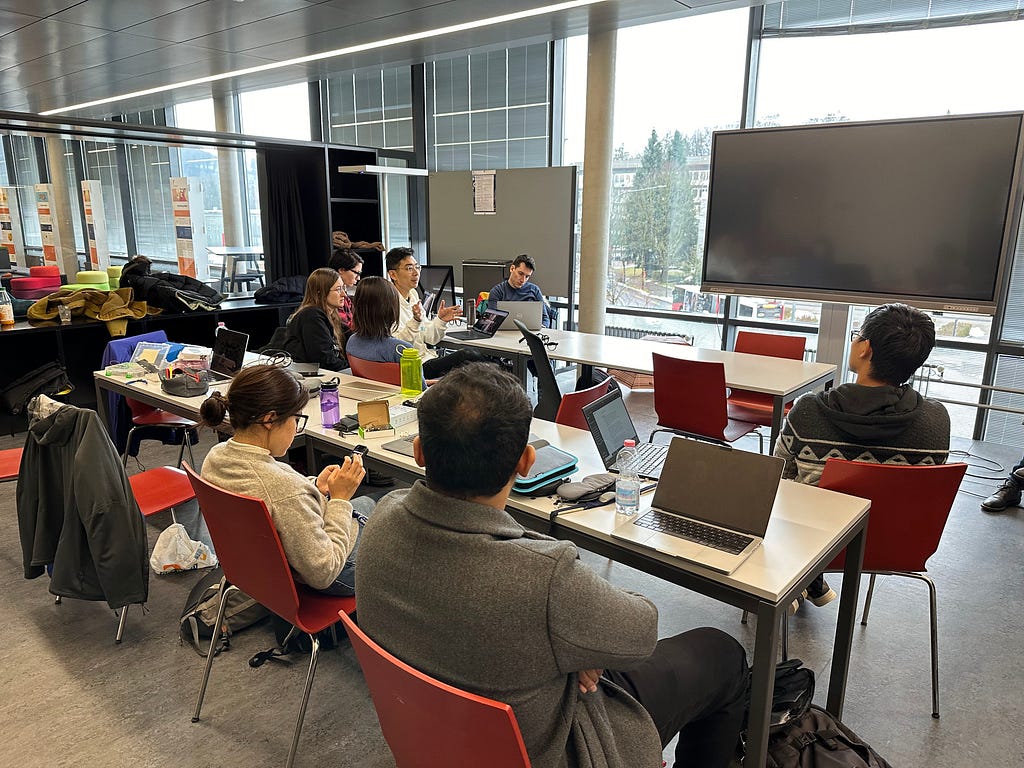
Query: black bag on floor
744 657 816 731
766 705 894 768
247 614 346 668
179 566 270 658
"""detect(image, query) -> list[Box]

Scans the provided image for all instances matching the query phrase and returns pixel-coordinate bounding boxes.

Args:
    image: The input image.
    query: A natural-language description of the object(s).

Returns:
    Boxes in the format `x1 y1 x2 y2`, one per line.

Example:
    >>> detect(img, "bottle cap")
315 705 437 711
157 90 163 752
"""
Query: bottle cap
624 439 636 448
401 347 420 359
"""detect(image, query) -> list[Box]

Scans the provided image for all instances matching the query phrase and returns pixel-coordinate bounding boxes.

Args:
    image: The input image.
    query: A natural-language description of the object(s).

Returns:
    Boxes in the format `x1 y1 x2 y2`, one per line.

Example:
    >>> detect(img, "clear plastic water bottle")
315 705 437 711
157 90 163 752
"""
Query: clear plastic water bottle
215 321 226 336
400 347 424 398
0 288 14 328
615 439 641 516
319 378 340 428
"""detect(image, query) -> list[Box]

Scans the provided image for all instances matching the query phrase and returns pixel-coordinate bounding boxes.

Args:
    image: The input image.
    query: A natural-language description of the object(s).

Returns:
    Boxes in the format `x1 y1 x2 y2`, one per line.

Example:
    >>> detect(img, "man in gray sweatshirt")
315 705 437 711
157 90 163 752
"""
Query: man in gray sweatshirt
356 363 748 768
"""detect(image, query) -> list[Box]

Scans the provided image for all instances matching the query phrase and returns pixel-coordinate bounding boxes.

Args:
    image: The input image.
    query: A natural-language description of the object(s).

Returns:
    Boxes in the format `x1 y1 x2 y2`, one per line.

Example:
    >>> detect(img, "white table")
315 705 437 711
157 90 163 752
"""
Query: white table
207 246 265 293
441 328 837 448
93 370 869 767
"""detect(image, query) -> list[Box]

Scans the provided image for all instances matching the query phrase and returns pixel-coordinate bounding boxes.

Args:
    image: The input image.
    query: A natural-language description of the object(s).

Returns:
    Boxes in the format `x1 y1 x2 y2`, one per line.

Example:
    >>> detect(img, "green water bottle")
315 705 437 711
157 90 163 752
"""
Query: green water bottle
400 347 424 397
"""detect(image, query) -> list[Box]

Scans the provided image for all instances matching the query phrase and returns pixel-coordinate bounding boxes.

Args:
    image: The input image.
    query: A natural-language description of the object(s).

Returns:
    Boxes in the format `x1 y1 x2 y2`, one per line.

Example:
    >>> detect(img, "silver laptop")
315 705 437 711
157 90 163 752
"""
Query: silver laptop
338 380 400 401
495 301 543 331
582 385 667 480
208 328 249 381
612 439 784 574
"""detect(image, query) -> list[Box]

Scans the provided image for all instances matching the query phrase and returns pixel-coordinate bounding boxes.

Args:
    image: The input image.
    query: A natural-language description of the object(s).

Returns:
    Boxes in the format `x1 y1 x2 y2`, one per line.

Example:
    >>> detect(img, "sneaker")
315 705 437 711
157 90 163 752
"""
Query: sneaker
806 579 837 607
981 475 1022 512
788 595 803 616
363 468 395 488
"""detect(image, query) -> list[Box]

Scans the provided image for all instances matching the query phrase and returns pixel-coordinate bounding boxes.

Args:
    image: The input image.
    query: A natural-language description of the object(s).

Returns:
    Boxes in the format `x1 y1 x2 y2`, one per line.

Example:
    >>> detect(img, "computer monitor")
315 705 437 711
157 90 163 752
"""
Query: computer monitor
418 265 457 316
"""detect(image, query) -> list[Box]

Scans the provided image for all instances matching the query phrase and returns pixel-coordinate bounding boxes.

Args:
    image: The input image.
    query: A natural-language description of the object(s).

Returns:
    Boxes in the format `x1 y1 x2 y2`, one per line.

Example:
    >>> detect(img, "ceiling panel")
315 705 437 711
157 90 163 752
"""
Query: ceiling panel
189 4 361 54
123 0 315 44
0 33 171 88
0 20 111 69
51 0 209 32
0 0 79 16
0 8 42 36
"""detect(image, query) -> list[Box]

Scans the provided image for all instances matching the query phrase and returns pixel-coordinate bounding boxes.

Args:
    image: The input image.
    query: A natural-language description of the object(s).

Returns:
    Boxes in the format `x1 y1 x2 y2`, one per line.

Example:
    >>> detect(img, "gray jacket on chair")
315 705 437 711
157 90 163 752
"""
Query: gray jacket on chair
356 481 664 768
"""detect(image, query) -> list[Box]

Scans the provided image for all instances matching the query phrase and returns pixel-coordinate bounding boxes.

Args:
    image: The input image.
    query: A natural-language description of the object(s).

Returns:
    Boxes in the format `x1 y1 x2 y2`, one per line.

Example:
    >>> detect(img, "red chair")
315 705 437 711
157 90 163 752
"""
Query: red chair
0 447 22 482
650 353 762 452
818 459 967 719
554 377 617 430
348 355 402 386
338 611 532 768
727 331 806 427
183 464 356 768
123 398 197 468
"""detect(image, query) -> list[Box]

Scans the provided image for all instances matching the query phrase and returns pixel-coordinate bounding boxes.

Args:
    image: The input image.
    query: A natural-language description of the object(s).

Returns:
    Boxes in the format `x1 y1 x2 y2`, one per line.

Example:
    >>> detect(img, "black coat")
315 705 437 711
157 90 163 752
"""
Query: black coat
120 259 223 313
284 307 347 371
17 404 149 609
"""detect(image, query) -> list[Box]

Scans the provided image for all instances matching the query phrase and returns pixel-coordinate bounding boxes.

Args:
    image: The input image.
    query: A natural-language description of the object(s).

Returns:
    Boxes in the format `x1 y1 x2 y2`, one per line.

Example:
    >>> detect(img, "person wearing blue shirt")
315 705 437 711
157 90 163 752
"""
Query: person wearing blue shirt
487 254 555 328
345 276 426 388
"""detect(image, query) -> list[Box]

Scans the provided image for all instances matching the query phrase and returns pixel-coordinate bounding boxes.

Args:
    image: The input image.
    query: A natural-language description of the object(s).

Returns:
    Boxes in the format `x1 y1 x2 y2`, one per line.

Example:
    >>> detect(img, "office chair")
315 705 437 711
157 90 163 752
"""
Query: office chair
514 319 561 422
348 355 402 386
650 353 763 452
0 447 22 482
339 611 533 768
726 331 806 429
183 464 357 768
555 377 617 431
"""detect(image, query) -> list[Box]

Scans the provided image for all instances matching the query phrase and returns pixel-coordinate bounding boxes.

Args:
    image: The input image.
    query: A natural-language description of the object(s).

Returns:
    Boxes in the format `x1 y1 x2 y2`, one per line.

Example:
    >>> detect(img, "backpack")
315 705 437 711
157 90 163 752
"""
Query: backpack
0 361 73 416
247 614 346 668
179 567 270 657
766 706 894 768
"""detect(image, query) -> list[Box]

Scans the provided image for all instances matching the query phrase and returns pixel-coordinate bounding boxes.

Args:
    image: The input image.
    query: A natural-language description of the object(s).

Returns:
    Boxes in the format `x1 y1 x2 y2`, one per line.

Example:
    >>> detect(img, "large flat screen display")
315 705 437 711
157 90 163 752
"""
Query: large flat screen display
701 113 1024 313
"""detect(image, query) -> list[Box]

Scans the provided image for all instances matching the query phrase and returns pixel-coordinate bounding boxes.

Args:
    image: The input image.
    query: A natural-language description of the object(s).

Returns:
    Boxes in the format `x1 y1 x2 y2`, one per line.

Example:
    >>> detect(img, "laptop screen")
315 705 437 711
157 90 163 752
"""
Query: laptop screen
582 388 640 468
471 307 507 335
210 328 249 377
652 440 784 537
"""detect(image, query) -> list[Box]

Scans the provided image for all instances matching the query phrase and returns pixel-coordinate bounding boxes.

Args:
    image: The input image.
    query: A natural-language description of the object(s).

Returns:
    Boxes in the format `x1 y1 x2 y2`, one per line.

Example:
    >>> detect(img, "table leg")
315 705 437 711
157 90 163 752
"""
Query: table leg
746 600 781 766
826 521 867 717
769 396 785 452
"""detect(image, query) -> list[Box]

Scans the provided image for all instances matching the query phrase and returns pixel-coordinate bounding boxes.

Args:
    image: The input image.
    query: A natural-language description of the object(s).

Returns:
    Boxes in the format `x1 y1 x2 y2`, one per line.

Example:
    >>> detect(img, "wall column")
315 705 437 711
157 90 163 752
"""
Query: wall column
44 136 79 276
213 93 245 247
577 27 616 335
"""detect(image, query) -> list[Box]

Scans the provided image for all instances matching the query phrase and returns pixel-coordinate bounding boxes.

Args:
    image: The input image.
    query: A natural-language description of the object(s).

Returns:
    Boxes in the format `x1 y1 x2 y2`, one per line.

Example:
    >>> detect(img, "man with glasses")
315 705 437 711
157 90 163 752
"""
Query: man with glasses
487 254 555 328
386 246 489 378
774 303 950 610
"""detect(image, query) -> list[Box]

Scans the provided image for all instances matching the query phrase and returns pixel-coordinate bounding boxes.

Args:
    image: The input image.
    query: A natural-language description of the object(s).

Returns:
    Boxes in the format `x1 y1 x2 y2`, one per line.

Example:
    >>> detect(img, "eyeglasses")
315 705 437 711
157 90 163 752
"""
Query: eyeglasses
264 413 308 434
850 330 864 343
395 263 421 273
331 286 346 293
519 333 558 350
349 269 362 277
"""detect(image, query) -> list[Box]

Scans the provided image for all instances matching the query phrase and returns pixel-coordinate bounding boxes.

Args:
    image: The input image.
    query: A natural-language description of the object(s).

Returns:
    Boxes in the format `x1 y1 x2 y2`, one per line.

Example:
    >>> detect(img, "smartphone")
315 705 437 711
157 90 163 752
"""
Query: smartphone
351 444 369 457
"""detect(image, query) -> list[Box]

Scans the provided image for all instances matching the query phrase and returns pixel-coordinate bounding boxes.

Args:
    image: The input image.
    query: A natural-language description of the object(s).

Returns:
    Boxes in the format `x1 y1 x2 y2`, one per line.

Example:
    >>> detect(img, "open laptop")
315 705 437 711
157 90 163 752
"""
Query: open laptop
338 380 400 401
495 301 543 331
447 307 509 340
612 439 784 574
582 386 668 480
208 328 249 381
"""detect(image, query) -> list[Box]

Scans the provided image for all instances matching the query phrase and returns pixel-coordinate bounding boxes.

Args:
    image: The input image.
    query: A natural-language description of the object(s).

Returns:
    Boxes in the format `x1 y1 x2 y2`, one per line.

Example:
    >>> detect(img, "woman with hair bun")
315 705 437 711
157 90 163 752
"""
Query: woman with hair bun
199 364 373 596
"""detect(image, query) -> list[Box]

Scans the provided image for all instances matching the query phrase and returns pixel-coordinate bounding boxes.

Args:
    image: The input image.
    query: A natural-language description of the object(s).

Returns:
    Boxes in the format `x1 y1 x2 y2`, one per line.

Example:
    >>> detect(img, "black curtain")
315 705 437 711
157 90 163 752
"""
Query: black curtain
262 148 309 280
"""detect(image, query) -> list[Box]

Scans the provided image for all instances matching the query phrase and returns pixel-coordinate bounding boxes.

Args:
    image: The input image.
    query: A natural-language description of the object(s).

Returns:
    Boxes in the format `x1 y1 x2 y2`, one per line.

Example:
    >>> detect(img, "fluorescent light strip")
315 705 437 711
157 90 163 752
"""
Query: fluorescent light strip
41 0 607 116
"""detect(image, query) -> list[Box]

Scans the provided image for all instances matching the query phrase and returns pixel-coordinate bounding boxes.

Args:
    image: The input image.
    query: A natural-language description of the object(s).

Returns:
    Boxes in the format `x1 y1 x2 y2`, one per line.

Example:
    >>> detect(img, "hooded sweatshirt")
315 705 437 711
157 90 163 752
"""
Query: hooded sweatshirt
773 382 950 486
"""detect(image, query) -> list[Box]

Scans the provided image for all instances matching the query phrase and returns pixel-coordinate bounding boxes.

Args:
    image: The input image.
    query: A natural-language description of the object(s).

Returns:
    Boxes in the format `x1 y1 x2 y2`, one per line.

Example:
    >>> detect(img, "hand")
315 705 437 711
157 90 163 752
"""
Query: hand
577 669 603 694
436 300 462 324
316 464 340 495
326 455 365 500
411 301 423 323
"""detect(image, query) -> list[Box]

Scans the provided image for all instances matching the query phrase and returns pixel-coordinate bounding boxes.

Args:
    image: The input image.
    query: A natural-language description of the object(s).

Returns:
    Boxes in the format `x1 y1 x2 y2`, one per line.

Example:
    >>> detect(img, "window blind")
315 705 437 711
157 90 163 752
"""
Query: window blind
762 0 1024 37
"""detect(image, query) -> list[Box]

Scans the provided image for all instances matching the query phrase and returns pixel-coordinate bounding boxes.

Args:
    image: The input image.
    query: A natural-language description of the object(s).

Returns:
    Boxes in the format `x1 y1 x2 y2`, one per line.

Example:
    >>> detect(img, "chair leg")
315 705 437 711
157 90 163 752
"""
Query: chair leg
115 604 129 643
741 610 748 625
900 572 940 718
287 633 321 768
861 573 877 625
192 580 235 723
123 426 139 467
185 428 196 468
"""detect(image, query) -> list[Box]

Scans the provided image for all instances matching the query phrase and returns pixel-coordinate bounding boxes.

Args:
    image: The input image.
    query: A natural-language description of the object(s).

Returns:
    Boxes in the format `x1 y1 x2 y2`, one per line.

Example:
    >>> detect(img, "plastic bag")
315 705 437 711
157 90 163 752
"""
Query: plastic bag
150 523 217 574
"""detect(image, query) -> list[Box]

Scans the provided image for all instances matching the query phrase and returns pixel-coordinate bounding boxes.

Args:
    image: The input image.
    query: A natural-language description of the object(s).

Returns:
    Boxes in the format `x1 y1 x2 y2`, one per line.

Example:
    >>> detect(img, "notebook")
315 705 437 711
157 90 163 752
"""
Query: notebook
338 381 400 401
208 328 249 381
611 439 784 574
495 301 543 331
582 386 668 480
447 307 509 340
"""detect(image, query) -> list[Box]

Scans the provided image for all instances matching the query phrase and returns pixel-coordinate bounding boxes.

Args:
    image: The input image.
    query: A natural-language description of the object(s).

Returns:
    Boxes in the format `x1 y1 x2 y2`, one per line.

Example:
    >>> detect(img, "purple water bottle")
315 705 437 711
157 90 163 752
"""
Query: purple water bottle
319 378 340 428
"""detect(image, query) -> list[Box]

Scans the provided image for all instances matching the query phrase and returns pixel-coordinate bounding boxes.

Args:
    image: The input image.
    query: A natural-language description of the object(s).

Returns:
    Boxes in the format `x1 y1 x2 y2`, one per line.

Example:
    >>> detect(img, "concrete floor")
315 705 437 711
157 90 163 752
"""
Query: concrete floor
3 385 1023 767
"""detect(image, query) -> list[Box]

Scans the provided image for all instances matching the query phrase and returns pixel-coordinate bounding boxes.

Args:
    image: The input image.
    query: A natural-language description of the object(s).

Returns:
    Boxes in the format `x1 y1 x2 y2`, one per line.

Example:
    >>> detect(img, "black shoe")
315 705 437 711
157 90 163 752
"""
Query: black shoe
981 475 1022 512
805 578 837 607
363 468 395 488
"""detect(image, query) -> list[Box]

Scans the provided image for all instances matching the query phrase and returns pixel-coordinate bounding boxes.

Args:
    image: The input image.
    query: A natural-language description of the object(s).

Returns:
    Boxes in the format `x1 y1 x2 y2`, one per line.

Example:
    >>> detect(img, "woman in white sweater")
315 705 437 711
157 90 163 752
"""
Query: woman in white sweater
199 364 373 596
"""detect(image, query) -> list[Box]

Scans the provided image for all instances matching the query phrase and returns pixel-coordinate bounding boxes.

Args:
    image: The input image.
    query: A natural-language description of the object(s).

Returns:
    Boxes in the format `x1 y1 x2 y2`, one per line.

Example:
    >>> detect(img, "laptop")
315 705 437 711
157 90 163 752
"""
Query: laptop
612 439 785 574
208 328 249 381
495 301 543 331
382 433 417 457
582 386 668 480
447 307 509 340
338 380 400 401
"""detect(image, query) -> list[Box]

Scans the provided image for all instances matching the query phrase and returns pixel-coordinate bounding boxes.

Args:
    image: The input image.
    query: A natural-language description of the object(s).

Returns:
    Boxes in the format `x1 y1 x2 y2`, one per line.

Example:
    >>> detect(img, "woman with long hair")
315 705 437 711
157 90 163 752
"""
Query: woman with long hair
199 364 373 596
344 276 415 366
284 268 347 371
326 247 363 334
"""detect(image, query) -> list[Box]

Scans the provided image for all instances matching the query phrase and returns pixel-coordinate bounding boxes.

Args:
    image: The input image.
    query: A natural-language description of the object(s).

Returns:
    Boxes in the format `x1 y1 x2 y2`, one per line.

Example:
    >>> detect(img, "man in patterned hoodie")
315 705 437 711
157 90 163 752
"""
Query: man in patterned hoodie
774 303 950 608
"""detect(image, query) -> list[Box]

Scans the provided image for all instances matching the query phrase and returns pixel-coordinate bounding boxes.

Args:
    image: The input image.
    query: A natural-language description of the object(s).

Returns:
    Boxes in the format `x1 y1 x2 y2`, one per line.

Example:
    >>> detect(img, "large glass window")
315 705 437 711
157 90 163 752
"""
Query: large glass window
427 43 550 171
326 67 413 150
239 83 311 141
126 142 175 260
0 140 8 185
81 139 128 257
10 135 44 248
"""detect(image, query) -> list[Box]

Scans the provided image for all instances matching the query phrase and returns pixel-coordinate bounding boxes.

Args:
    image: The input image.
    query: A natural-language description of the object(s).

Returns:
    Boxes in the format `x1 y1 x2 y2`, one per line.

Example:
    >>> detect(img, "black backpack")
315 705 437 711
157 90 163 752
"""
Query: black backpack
247 614 346 668
179 567 270 657
766 706 894 768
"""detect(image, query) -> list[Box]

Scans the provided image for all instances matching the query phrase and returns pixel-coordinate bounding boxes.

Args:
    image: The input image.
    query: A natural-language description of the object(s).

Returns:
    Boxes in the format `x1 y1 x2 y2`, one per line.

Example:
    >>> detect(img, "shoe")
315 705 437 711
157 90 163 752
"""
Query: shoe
805 579 837 607
363 468 395 488
788 596 803 616
981 475 1022 512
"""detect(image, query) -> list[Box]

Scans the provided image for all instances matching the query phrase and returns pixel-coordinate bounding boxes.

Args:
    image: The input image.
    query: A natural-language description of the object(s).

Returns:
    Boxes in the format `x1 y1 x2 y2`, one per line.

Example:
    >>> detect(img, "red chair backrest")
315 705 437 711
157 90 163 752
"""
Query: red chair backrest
338 612 532 768
652 353 729 441
183 463 302 623
734 330 806 360
819 459 967 573
555 378 615 431
348 355 402 386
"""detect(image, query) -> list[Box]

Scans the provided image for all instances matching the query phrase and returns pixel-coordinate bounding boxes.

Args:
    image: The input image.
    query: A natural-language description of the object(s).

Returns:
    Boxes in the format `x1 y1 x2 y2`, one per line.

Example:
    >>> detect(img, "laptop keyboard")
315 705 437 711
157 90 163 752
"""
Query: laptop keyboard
633 510 753 555
615 442 667 477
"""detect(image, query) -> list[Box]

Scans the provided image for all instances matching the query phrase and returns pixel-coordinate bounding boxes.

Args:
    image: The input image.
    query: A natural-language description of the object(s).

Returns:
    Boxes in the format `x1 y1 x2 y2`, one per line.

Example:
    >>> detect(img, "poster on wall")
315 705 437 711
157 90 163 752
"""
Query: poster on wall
81 180 110 271
0 187 26 264
169 177 208 281
34 183 64 268
472 169 497 214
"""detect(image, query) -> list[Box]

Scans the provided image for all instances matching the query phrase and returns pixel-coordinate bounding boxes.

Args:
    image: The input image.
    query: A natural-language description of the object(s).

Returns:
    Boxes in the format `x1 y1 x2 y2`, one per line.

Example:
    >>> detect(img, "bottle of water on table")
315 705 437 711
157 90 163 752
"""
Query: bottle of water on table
615 439 641 516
